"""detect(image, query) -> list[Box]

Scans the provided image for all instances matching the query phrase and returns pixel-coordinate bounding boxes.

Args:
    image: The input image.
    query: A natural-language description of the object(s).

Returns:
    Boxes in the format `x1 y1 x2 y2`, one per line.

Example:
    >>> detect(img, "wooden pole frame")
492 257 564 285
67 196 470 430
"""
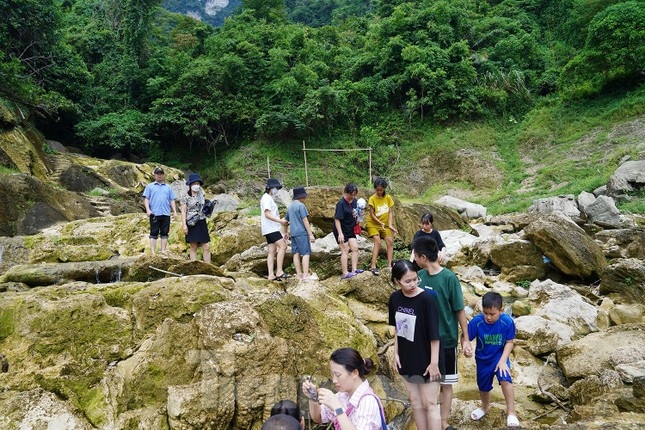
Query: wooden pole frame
302 141 372 186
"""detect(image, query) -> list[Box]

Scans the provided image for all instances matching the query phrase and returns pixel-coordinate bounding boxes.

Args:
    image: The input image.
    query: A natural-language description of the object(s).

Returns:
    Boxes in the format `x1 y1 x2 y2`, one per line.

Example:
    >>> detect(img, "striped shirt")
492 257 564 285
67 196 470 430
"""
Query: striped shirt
320 380 383 430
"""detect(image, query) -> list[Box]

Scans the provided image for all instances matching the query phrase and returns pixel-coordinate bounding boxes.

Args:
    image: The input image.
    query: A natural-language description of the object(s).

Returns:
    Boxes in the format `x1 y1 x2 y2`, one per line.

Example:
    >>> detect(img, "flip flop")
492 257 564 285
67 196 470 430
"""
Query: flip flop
353 269 364 274
274 273 290 280
369 268 380 275
470 407 487 421
340 272 356 280
507 414 520 427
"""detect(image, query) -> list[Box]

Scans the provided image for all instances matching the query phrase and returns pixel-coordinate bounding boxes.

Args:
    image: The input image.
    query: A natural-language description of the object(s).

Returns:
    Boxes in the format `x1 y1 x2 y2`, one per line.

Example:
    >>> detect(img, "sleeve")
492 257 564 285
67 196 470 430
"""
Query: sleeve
467 317 476 341
169 187 176 200
505 315 516 340
142 185 151 199
260 195 270 214
320 403 333 424
334 200 345 220
352 395 382 430
387 195 395 208
367 195 376 211
434 230 446 250
448 273 465 312
299 204 309 220
426 294 440 342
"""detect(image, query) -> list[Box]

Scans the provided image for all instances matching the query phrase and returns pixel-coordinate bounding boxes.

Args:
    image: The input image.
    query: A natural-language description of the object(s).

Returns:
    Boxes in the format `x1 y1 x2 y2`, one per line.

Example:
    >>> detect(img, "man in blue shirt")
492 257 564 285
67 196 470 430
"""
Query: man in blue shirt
143 167 177 254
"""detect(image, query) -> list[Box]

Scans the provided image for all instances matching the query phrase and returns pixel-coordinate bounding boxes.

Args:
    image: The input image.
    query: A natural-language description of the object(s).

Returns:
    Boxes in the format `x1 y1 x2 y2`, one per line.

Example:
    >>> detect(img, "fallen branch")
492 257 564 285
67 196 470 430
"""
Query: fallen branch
149 266 183 277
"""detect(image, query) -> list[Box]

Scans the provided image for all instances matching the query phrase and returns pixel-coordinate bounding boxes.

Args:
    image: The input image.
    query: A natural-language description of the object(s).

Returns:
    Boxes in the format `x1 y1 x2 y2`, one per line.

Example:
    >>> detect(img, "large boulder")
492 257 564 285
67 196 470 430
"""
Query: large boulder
528 195 584 223
523 214 606 279
606 160 645 198
489 238 547 282
0 174 97 236
599 258 645 303
528 279 602 337
556 323 645 382
584 195 635 228
595 227 645 260
435 195 487 220
514 315 573 356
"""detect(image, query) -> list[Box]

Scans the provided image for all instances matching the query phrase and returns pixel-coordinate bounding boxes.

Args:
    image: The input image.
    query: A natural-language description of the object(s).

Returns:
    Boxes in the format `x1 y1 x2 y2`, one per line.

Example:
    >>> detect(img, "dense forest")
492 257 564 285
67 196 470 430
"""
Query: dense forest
1 0 643 170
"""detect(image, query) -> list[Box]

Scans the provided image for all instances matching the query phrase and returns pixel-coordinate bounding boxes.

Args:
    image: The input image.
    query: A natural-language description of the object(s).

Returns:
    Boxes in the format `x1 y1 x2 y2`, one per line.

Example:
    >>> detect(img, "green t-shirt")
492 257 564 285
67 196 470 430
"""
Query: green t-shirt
418 267 464 348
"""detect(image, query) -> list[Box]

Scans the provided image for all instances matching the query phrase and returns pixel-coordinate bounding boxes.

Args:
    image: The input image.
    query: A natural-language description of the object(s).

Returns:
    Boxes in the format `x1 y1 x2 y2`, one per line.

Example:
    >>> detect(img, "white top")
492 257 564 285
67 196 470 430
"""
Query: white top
260 192 281 235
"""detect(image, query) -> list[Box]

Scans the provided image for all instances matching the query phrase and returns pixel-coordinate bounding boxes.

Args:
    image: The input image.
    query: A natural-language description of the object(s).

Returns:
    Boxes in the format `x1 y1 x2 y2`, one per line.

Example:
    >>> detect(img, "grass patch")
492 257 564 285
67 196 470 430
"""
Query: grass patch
0 164 20 175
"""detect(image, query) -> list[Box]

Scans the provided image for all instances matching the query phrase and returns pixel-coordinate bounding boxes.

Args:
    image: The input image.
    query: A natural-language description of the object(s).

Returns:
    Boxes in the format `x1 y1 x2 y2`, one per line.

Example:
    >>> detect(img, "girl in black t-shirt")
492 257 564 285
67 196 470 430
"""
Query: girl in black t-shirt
389 260 443 430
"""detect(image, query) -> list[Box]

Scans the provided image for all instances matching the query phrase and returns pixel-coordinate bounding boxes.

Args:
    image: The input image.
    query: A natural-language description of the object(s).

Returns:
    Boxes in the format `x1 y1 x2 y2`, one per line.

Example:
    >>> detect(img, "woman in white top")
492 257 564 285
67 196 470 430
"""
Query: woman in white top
302 348 386 430
260 178 289 280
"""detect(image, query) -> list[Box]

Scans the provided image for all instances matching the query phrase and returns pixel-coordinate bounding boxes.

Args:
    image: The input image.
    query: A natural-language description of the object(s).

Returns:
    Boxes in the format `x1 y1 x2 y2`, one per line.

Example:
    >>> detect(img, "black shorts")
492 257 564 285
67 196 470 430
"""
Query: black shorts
265 231 283 244
440 346 459 385
149 215 171 239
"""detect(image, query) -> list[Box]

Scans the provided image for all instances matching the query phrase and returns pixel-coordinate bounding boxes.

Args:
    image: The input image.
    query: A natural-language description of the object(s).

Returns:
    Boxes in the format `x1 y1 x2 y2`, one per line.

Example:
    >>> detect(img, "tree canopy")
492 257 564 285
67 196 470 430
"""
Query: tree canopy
0 0 642 160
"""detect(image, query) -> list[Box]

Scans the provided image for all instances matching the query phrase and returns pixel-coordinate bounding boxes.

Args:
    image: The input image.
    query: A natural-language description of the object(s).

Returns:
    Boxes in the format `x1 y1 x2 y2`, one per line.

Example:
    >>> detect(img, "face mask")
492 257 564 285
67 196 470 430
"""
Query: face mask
271 187 278 195
191 185 200 192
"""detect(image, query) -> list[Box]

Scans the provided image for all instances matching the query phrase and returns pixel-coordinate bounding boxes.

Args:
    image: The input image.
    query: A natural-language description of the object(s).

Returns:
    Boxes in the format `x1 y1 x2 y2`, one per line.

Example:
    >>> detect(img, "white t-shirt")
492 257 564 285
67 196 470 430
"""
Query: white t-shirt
260 193 281 235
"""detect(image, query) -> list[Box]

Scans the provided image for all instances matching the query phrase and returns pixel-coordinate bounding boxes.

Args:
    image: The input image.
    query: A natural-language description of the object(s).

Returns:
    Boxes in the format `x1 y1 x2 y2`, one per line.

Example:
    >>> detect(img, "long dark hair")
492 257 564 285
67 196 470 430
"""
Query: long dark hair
330 347 374 378
391 259 416 283
373 177 388 195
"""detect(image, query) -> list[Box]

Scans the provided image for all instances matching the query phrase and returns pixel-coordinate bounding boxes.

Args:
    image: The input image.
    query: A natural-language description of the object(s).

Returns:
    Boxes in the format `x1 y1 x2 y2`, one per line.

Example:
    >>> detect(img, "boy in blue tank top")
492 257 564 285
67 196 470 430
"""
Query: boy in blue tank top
466 292 520 427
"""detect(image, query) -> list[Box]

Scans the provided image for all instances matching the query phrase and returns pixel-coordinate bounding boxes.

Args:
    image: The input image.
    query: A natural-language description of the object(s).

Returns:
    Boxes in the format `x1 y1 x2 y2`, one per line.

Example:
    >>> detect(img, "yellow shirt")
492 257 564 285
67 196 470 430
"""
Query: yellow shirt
366 194 394 228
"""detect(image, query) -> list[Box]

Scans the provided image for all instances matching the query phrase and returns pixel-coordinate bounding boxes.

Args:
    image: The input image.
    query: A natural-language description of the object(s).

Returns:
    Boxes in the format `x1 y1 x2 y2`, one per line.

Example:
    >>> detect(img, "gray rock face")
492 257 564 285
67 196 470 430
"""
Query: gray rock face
524 214 606 279
584 195 635 228
556 323 645 381
435 195 487 219
599 258 645 303
607 160 645 197
528 195 583 222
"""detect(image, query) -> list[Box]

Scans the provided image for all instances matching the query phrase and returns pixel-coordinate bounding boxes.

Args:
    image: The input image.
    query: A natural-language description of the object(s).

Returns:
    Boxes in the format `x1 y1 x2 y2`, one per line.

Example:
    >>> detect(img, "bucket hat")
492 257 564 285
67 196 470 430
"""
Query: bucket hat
186 173 204 186
292 186 308 200
266 178 282 189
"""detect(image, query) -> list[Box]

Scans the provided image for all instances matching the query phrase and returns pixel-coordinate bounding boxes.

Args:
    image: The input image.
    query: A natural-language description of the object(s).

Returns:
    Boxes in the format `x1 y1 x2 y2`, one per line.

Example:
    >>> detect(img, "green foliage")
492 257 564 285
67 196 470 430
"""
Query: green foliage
76 110 152 153
559 1 645 99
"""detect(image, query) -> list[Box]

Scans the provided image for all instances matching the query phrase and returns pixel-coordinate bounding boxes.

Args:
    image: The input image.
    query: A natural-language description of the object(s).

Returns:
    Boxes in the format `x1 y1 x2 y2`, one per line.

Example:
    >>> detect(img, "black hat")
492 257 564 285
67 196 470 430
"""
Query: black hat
292 186 308 200
153 166 165 174
266 178 282 189
186 173 204 186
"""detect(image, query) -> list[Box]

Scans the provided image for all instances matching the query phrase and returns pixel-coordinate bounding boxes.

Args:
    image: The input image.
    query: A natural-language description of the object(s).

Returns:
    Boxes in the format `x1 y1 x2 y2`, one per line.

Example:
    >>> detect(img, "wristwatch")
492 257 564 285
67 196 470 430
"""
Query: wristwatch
335 407 345 416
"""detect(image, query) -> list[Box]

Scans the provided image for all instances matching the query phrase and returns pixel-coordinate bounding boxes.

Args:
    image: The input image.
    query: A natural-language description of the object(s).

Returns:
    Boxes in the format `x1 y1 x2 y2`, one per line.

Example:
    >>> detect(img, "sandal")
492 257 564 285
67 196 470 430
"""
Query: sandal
470 407 487 421
507 414 520 427
369 268 380 276
353 269 364 274
340 272 356 280
275 273 290 280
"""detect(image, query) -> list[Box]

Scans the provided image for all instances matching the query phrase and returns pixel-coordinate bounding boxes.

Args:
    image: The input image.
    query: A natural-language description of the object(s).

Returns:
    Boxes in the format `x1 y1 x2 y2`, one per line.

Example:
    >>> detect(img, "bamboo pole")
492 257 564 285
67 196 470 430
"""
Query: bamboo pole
303 140 308 187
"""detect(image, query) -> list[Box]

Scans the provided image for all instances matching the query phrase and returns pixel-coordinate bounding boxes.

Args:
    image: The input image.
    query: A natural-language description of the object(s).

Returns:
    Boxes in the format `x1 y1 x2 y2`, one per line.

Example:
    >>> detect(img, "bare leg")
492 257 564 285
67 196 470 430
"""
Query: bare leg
293 253 302 279
404 379 441 430
267 242 277 279
479 389 491 413
385 236 394 267
301 254 310 278
370 235 381 269
339 241 350 275
189 242 198 260
149 238 157 254
160 238 168 253
349 238 359 273
202 242 211 264
275 238 287 276
501 381 515 416
440 384 453 430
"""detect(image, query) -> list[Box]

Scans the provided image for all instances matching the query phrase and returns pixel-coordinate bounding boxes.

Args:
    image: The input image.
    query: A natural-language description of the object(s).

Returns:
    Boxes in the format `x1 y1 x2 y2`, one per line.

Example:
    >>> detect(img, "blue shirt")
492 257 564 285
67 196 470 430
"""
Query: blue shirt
143 182 176 216
285 200 309 237
467 313 515 363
